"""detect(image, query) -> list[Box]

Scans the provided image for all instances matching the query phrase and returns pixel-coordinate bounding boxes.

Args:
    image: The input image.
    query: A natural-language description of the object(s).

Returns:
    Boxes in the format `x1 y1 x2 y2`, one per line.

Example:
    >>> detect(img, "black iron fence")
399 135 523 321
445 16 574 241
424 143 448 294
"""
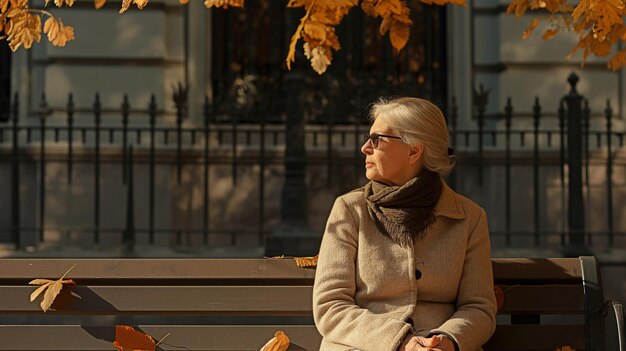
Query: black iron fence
0 73 624 253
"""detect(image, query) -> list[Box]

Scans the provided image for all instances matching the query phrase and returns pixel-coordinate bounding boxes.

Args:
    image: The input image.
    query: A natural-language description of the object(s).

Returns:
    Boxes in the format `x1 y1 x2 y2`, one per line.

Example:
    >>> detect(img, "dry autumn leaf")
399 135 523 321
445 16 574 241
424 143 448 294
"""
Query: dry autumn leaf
522 18 539 39
204 0 244 8
94 0 106 9
114 325 156 351
542 28 559 40
554 347 575 351
28 264 77 312
295 255 318 268
119 0 149 14
260 331 290 351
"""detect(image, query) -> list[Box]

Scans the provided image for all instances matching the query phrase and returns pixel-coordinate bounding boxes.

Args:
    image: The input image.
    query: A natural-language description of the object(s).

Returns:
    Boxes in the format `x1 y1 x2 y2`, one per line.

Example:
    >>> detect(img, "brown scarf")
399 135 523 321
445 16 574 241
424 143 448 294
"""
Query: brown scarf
363 170 442 247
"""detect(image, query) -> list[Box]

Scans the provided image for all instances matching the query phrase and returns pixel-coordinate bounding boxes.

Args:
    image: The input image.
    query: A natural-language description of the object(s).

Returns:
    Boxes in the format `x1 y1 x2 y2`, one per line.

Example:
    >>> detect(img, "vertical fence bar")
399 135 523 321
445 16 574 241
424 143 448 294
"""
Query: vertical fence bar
123 145 135 253
584 99 590 187
259 103 266 245
121 95 130 184
174 85 185 185
11 93 20 248
583 99 592 246
564 73 586 254
149 94 157 244
203 96 211 246
232 112 238 186
475 86 487 186
39 94 47 243
94 93 101 245
67 94 74 184
504 97 512 247
605 100 614 246
559 98 566 246
326 113 334 186
533 97 541 247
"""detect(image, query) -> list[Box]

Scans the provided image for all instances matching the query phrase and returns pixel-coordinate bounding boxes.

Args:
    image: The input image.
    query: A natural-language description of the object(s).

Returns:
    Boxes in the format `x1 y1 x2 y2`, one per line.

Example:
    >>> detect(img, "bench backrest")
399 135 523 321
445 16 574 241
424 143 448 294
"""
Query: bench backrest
0 257 605 350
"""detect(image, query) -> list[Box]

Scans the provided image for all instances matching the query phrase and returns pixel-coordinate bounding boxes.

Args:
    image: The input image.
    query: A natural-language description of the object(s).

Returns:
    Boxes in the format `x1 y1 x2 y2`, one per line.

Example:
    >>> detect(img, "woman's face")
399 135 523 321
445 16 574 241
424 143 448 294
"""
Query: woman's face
361 117 423 186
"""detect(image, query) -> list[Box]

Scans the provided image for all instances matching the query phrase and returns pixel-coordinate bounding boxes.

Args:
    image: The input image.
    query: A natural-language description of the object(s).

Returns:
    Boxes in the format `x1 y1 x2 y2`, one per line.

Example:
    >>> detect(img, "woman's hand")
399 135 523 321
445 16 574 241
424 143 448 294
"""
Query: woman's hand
398 334 456 351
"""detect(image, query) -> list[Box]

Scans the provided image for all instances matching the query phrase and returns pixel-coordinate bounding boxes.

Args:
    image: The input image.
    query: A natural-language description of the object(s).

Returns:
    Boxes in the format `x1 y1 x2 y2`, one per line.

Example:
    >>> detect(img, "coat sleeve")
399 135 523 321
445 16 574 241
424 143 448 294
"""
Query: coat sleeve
427 208 497 351
313 197 413 351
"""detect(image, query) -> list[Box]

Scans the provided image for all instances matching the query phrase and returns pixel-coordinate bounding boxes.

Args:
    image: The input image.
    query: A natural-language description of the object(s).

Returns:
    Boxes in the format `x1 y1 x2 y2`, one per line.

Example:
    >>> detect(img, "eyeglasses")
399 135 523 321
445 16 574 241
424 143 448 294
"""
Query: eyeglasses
363 133 403 148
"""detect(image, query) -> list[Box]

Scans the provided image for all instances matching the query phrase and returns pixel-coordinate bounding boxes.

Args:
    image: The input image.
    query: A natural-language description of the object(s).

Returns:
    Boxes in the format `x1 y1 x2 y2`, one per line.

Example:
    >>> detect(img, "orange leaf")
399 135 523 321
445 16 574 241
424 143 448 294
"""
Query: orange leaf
113 325 156 351
295 255 318 268
542 28 559 40
303 20 326 41
554 347 575 351
260 331 290 351
94 0 106 8
522 18 539 39
390 19 410 52
28 265 77 312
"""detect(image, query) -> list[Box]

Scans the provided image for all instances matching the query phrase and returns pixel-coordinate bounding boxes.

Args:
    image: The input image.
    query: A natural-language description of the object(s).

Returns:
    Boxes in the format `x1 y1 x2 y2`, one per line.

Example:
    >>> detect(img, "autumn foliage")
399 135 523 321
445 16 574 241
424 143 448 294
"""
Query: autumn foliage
508 0 626 70
28 265 76 313
1 0 626 72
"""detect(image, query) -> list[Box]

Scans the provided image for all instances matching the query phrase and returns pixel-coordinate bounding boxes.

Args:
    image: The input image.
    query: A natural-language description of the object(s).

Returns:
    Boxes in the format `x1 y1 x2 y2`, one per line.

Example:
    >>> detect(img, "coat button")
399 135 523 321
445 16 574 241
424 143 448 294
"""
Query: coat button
415 269 422 280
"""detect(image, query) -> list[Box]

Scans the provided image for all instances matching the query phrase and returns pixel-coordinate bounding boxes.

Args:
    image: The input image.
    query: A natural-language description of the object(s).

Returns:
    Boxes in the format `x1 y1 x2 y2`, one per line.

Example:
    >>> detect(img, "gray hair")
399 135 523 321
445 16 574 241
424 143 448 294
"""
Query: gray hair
369 97 455 177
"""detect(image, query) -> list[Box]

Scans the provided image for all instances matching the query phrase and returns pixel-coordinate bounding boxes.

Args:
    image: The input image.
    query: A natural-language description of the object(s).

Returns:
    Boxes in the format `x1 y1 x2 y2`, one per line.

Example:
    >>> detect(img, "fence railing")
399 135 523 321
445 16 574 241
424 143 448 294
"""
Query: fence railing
1 73 624 253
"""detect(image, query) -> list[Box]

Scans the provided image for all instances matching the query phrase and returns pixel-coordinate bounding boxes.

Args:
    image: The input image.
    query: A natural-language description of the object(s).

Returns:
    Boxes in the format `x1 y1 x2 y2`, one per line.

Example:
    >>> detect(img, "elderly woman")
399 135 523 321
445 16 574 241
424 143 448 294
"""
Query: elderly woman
313 97 497 351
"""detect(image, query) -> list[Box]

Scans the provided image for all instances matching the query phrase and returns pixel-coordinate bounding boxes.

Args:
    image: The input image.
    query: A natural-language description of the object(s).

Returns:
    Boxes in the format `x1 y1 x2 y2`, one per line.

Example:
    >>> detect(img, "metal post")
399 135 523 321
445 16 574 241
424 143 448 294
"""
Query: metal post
39 94 48 243
121 95 129 184
148 94 157 244
473 84 488 186
532 97 541 246
11 93 20 249
123 145 135 253
504 97 512 247
265 71 320 256
173 83 187 185
563 73 590 256
94 93 101 245
203 95 211 246
67 94 74 184
605 100 614 246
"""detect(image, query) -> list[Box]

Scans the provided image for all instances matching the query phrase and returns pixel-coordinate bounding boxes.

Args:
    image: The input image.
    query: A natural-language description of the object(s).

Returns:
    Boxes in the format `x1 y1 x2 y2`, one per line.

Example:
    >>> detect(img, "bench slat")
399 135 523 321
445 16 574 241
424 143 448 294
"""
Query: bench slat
1 285 585 315
0 325 322 350
484 325 586 350
498 285 584 313
0 324 587 351
1 286 313 315
0 259 316 280
492 258 582 280
0 258 582 281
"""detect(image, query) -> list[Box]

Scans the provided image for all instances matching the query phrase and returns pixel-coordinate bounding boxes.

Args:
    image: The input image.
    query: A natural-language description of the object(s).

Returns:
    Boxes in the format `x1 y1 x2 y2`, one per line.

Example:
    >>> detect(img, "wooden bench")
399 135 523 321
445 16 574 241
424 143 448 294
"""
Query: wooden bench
0 256 623 350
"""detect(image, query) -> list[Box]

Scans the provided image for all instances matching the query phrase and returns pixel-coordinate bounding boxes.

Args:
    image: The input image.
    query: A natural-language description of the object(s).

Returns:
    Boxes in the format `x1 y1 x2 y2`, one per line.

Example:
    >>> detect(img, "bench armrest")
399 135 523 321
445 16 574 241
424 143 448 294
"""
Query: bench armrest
612 301 625 351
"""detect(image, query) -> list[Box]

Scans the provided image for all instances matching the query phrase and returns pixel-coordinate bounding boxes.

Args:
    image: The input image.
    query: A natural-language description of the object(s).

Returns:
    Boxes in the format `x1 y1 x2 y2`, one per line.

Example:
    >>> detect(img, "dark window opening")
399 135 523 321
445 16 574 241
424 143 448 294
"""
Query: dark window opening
211 0 447 124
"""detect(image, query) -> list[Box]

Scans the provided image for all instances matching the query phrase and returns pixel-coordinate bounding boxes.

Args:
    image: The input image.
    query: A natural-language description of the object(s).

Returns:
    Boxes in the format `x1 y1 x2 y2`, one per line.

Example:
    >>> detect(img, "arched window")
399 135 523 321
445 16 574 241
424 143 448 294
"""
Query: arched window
211 0 447 124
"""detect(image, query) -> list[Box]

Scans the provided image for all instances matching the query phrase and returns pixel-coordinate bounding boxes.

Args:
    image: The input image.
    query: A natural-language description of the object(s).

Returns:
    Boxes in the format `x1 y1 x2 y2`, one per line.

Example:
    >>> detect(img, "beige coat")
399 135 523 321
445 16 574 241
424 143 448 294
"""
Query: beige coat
313 181 497 351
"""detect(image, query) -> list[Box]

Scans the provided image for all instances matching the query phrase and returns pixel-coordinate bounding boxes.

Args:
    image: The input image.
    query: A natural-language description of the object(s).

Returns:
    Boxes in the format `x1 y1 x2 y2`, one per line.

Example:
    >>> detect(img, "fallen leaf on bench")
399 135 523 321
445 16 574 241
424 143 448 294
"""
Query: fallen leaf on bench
28 264 77 312
295 255 318 268
554 347 575 351
113 325 156 351
494 286 504 312
260 331 290 351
